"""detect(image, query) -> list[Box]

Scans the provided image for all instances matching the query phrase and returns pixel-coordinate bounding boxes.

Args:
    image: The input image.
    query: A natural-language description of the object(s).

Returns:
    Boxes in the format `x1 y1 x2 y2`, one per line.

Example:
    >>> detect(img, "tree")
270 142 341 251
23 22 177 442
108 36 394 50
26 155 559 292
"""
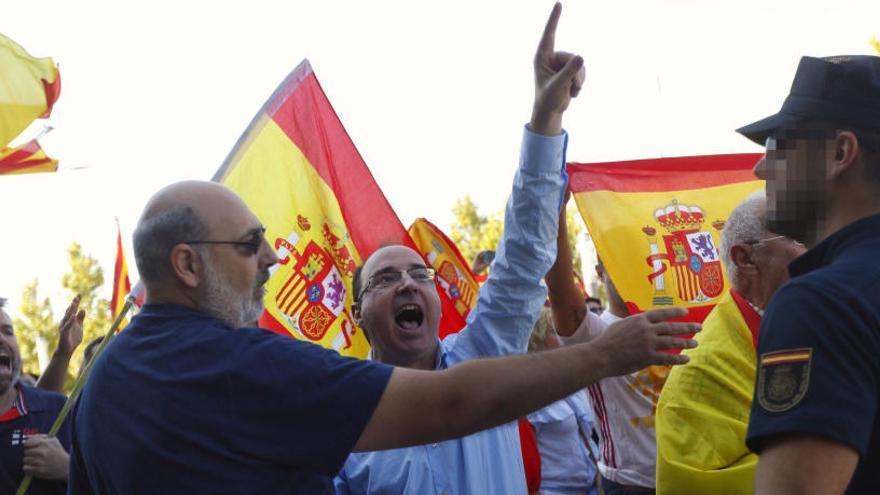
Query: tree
449 195 585 275
14 280 55 376
14 242 111 392
871 36 880 55
61 242 111 387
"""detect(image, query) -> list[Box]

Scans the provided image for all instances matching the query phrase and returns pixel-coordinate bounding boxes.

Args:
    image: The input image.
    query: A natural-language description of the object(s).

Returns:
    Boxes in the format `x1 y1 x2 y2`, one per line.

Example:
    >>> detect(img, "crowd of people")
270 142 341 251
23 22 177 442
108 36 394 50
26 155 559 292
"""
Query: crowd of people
2 3 879 494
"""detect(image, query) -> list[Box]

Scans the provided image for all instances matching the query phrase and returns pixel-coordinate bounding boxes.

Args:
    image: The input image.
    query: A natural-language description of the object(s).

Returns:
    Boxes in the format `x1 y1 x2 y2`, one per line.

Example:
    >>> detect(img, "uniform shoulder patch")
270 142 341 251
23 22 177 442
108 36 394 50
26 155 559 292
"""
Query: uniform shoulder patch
757 348 812 413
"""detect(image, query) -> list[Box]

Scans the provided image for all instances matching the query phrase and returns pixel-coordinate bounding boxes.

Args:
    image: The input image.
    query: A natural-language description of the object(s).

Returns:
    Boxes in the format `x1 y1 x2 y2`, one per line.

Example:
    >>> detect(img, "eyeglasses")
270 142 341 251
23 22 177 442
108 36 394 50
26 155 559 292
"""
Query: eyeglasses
184 227 267 256
744 235 805 248
358 267 436 301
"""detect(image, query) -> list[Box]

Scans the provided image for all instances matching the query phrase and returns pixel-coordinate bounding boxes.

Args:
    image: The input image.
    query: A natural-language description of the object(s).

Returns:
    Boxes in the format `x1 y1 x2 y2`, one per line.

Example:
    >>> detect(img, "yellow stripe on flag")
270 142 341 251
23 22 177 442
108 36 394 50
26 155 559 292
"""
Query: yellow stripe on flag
0 34 60 148
573 180 762 313
221 118 369 357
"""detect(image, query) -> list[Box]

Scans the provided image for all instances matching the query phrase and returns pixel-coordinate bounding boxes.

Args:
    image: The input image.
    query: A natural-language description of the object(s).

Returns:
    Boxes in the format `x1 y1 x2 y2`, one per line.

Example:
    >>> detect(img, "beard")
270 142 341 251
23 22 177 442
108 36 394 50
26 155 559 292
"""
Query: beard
765 180 826 246
195 253 267 329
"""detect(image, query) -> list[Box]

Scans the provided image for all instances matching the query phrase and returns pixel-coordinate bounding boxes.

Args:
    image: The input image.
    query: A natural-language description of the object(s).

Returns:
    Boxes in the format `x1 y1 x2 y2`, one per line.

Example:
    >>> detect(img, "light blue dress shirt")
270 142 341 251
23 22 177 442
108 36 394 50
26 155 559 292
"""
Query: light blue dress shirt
333 126 569 495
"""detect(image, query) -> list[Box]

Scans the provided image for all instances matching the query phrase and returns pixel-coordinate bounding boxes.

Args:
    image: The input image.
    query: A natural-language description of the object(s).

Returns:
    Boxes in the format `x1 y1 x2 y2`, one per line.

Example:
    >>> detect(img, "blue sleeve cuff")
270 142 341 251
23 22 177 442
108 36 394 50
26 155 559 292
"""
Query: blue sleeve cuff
521 125 568 174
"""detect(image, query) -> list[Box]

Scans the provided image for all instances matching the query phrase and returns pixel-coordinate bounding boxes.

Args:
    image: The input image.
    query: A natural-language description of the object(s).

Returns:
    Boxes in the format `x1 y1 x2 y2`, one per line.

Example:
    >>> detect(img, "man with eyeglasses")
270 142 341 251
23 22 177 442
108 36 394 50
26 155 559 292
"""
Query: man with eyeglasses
335 5 698 494
735 55 880 494
655 191 805 494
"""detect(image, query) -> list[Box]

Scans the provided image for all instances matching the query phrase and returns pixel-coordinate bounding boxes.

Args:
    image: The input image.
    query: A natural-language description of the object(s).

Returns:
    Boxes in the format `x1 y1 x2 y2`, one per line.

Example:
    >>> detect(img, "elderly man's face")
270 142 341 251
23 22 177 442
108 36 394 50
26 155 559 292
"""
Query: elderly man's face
354 246 442 365
750 235 807 309
0 311 22 395
193 198 278 329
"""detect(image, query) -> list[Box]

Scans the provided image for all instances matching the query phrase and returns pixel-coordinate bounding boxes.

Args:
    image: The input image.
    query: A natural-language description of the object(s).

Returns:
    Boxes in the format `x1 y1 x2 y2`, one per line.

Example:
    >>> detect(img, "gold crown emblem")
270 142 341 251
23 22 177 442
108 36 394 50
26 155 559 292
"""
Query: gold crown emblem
654 199 705 233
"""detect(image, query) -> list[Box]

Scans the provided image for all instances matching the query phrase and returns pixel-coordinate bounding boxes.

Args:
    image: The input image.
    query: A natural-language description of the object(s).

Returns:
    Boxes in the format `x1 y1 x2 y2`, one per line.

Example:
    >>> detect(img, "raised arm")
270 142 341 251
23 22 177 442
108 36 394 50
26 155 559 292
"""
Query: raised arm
545 199 588 337
448 2 586 360
354 307 697 451
37 295 84 393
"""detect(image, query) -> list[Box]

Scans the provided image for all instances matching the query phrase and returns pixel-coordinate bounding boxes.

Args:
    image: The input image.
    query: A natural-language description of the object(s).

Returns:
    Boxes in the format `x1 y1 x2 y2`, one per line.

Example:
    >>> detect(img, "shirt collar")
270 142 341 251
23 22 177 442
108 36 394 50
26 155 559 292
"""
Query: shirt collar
0 384 35 422
729 289 762 349
366 339 445 370
789 213 880 278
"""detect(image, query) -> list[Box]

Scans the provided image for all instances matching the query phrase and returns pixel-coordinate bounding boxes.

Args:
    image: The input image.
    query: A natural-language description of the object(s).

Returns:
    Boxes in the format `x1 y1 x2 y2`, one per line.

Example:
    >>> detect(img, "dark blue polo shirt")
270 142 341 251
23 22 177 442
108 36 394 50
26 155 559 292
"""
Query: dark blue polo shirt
0 384 71 495
68 304 392 494
747 213 880 493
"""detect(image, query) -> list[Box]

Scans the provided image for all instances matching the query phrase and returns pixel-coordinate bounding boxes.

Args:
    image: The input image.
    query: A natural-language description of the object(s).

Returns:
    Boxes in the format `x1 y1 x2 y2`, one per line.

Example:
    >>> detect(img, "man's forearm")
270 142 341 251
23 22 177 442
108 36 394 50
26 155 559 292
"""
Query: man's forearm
356 339 611 452
36 351 71 393
529 107 563 137
445 340 609 433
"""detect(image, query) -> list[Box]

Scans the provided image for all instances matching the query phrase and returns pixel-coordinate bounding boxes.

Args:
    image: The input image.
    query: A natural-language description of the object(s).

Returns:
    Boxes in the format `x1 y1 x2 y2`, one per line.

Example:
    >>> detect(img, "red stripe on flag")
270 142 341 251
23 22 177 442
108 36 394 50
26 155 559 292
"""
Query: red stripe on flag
267 61 411 253
567 153 763 193
110 225 131 317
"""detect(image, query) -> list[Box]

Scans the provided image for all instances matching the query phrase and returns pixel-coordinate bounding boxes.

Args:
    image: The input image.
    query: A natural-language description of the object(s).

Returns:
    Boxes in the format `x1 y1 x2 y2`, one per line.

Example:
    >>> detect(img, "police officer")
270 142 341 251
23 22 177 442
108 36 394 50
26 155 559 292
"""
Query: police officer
737 55 880 494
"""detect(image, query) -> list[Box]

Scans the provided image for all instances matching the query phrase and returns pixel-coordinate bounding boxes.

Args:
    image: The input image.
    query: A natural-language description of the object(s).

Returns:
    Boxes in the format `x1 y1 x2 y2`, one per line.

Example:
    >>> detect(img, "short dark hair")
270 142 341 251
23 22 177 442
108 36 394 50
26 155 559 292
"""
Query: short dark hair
133 206 209 283
82 336 104 366
352 265 365 304
789 120 880 185
585 297 602 306
0 297 6 310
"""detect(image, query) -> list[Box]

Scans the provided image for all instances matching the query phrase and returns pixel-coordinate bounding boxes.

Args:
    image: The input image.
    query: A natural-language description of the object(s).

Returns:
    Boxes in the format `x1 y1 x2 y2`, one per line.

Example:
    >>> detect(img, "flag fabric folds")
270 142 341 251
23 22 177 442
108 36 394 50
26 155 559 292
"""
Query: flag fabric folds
0 33 60 148
408 218 473 338
568 153 763 323
0 139 58 175
215 59 466 357
110 222 132 328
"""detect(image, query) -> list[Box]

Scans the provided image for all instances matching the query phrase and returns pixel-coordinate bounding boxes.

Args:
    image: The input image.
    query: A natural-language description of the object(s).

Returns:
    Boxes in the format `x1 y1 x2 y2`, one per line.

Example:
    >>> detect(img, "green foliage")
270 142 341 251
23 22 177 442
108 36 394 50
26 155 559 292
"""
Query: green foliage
449 195 585 275
61 243 111 390
13 280 55 377
13 242 111 392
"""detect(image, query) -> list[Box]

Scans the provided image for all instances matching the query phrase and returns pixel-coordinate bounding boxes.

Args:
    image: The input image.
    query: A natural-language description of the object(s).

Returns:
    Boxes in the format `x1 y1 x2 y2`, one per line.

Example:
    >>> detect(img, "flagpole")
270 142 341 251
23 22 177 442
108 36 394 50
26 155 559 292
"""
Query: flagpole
15 292 138 495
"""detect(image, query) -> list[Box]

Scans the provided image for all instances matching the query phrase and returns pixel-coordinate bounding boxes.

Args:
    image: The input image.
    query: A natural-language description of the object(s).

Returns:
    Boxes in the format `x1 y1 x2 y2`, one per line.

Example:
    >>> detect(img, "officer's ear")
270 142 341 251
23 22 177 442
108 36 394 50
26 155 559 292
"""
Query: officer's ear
730 244 757 274
828 130 860 180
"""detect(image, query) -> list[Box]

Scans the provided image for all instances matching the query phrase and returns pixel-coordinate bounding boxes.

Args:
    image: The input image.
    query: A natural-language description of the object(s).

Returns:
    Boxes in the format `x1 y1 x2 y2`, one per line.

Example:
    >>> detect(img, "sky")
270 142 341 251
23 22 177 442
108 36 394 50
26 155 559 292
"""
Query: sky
1 0 878 317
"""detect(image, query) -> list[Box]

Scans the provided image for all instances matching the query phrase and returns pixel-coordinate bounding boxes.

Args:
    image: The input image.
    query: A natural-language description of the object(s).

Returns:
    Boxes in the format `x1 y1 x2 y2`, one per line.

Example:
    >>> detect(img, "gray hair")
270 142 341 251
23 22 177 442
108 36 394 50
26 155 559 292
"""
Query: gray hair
133 206 209 284
720 191 768 284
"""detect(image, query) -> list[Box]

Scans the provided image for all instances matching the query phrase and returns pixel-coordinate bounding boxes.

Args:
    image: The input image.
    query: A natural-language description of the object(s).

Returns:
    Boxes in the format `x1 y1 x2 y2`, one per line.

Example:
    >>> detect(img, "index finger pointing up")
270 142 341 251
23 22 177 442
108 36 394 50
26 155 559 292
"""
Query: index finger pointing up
538 2 562 55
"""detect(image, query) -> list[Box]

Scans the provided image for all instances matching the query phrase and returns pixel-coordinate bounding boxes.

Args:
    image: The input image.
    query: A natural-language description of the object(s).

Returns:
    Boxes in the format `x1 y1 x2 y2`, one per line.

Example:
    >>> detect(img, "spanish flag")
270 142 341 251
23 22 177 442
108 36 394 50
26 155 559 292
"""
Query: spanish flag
408 218 474 338
0 33 60 148
0 139 58 175
568 154 763 323
216 60 463 357
110 222 131 329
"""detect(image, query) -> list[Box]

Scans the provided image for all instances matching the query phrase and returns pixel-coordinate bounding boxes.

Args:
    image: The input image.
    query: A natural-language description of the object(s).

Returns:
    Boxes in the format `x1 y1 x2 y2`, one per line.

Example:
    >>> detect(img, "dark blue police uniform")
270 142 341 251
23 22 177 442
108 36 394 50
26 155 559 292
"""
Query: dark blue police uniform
68 304 393 494
747 213 880 493
0 384 71 495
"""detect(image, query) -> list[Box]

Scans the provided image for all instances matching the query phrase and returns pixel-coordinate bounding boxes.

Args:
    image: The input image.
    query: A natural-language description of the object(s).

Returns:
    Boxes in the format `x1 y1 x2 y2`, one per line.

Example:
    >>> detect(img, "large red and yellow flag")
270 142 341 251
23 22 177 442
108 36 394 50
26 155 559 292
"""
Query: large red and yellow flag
0 33 60 148
568 154 763 323
408 218 474 338
0 139 58 175
214 60 462 357
110 222 132 328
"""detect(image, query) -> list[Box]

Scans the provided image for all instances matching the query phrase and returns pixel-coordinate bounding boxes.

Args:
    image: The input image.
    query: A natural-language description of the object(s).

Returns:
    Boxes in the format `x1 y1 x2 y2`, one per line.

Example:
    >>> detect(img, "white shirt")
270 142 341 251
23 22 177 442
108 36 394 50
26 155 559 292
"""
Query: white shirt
559 310 670 488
